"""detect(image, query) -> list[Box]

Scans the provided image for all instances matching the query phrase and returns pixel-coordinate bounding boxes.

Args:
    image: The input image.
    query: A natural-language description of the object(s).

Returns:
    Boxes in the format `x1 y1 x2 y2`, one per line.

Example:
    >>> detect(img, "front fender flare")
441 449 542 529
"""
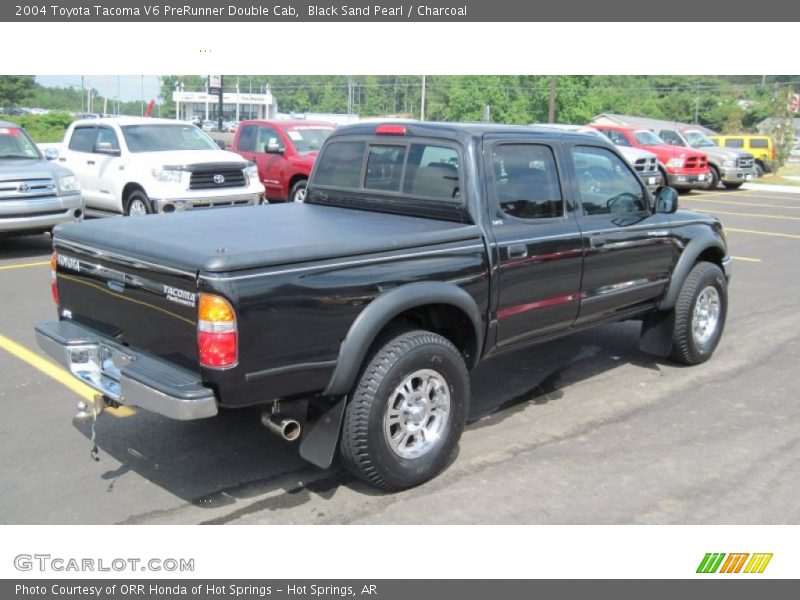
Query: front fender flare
323 281 483 397
659 233 727 311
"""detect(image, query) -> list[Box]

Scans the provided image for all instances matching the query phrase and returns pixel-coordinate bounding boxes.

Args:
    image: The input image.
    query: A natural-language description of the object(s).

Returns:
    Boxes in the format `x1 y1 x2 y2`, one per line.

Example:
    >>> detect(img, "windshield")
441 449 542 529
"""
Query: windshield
683 130 716 147
286 127 334 153
633 130 665 146
121 124 219 152
0 126 41 159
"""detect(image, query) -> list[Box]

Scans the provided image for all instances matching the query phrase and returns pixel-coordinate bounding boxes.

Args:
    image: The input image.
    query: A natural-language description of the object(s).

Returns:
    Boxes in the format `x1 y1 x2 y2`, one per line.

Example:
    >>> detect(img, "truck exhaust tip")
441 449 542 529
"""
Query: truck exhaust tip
261 411 301 442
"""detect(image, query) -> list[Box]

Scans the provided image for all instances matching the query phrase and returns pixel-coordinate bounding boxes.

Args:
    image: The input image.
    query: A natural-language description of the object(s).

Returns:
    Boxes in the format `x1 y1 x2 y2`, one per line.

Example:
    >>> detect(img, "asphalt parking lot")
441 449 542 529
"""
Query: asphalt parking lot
1 186 799 525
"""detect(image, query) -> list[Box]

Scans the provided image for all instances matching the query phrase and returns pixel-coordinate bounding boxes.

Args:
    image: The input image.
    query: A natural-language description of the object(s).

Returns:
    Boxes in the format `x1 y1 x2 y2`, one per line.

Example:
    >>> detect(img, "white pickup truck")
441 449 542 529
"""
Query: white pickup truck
55 117 264 216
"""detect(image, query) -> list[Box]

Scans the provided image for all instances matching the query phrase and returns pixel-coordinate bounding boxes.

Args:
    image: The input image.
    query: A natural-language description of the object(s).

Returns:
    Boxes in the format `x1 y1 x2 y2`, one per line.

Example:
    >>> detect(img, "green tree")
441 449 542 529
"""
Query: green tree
0 75 36 108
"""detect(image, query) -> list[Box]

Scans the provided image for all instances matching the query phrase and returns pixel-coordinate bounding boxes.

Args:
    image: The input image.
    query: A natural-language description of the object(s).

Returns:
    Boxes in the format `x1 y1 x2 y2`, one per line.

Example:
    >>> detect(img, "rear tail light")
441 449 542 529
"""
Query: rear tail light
198 293 238 368
50 251 59 305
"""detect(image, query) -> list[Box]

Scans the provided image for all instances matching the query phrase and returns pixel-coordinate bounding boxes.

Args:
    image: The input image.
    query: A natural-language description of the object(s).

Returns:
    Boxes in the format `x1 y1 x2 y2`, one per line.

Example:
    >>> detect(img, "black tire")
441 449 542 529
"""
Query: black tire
339 330 470 491
723 182 743 190
706 166 720 190
754 162 765 178
289 179 307 203
670 262 727 365
125 189 152 216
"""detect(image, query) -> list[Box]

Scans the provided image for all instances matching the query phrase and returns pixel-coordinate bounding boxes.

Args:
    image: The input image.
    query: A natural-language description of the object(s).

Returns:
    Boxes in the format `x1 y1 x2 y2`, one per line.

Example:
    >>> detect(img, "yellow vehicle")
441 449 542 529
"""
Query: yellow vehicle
709 135 776 177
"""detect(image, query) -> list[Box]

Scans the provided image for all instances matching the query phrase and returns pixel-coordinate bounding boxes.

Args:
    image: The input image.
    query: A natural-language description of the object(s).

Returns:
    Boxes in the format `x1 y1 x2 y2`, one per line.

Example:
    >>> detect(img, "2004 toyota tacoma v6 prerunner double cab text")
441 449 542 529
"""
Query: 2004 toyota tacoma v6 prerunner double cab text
35 122 731 490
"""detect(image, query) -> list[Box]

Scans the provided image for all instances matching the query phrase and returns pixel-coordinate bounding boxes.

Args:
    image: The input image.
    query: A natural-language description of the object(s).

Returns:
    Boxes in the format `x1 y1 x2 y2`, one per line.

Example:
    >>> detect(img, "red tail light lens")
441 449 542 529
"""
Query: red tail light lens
50 251 59 305
198 293 237 368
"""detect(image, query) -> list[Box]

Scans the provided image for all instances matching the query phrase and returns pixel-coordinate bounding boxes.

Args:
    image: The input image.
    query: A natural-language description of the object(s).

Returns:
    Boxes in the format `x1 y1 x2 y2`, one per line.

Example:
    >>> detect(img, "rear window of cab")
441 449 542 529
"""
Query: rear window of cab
313 139 461 201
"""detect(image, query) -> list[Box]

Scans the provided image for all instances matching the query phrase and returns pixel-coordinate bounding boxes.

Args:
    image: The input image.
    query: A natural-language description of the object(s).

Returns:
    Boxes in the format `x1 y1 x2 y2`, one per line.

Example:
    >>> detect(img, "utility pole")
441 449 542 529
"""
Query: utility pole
80 76 84 113
116 76 120 115
420 75 426 122
694 81 700 124
140 75 144 117
548 76 557 123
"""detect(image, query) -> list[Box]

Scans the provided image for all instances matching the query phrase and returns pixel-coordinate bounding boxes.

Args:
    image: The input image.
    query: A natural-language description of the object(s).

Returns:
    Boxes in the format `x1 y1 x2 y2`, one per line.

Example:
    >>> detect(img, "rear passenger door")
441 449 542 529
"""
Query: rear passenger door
485 138 584 348
567 144 675 326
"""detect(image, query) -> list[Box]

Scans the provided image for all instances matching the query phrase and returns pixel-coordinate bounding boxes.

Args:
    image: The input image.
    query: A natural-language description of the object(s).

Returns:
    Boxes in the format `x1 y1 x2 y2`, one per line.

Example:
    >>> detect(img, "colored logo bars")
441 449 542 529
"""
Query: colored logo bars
697 553 773 574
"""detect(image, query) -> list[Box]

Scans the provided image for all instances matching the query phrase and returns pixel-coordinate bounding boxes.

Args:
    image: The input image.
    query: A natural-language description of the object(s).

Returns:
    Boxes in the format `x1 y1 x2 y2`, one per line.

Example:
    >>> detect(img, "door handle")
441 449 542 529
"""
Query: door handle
590 236 607 250
507 244 528 259
86 160 95 165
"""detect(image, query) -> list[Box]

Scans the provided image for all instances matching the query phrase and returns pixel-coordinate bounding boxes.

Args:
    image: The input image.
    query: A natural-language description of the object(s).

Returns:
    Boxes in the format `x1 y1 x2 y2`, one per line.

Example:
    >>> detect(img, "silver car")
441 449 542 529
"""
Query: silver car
0 121 83 236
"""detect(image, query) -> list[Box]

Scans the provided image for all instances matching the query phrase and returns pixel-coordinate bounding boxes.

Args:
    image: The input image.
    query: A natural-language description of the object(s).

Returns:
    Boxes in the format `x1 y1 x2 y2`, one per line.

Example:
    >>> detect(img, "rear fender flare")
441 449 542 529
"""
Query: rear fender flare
323 281 483 397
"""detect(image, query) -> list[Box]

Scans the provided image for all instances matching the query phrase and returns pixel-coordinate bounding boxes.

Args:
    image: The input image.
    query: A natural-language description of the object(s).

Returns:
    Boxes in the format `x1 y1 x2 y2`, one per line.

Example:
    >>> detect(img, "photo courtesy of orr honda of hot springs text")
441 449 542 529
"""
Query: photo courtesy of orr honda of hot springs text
36 122 730 491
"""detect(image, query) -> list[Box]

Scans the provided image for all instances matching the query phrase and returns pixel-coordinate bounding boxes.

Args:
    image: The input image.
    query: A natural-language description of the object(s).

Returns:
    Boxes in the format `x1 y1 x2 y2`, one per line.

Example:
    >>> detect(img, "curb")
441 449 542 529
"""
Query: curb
741 182 800 194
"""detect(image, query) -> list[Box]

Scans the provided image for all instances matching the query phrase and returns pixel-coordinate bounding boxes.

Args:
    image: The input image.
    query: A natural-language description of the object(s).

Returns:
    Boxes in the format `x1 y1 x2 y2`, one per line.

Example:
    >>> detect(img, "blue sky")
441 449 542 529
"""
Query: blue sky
35 76 163 102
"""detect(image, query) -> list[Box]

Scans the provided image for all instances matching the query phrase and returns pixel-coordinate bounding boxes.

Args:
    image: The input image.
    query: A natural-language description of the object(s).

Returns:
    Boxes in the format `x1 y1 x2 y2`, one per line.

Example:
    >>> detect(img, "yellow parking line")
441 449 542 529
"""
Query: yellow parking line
0 260 50 271
726 228 800 240
0 333 135 418
686 198 800 210
731 256 762 263
698 209 800 222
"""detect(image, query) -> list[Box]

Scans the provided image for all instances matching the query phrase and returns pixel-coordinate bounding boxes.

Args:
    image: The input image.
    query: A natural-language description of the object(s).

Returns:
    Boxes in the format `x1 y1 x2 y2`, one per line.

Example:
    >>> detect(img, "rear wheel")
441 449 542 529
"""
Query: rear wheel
670 262 727 365
339 330 470 491
125 190 151 216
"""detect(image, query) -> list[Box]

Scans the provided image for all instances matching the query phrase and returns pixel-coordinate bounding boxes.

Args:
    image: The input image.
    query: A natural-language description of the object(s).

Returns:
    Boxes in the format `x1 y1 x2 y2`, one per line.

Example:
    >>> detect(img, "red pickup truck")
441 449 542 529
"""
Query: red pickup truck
593 124 710 192
230 120 336 202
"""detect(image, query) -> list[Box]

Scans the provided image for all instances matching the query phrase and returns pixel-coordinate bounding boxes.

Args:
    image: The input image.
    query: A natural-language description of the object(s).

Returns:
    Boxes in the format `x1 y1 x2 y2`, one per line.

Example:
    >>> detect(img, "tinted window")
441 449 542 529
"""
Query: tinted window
749 138 769 149
68 126 96 153
573 146 646 216
256 126 281 152
365 145 406 192
237 125 257 152
659 130 685 146
492 144 563 219
603 129 632 147
314 141 366 188
95 127 119 151
633 130 665 145
724 139 744 148
403 144 460 199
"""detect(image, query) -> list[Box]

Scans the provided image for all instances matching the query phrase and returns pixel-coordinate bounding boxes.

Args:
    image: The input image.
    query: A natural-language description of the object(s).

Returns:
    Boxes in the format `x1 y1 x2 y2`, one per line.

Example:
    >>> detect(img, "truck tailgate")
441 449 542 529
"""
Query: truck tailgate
53 240 200 372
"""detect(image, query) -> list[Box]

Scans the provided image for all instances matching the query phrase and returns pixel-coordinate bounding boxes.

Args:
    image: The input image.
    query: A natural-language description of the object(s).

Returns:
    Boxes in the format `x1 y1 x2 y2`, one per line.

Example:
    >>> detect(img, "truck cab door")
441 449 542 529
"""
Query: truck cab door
568 143 676 326
254 125 285 200
92 125 123 213
59 125 99 209
485 139 584 349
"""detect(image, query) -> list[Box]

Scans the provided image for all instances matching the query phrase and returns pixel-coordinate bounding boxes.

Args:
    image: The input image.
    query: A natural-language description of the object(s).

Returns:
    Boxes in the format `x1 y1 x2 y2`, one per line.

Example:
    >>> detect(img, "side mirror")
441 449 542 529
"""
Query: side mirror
94 142 120 156
655 186 679 214
215 139 227 149
264 142 285 155
44 147 59 161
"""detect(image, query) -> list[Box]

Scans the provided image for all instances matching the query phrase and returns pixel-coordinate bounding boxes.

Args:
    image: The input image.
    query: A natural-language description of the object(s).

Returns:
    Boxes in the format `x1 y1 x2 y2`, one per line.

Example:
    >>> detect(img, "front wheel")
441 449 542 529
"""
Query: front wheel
706 166 720 190
289 179 307 203
670 262 727 365
125 190 152 216
339 330 470 491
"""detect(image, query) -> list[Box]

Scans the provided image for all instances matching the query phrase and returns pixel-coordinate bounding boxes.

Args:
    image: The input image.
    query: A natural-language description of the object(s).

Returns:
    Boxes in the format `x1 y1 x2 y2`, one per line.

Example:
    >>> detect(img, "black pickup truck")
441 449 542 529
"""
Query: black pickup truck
36 122 731 490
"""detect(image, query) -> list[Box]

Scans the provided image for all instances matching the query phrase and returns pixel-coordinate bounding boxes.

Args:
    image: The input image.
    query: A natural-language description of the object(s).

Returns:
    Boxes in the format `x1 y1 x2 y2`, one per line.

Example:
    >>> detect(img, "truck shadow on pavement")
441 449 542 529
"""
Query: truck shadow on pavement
73 320 667 521
0 234 53 260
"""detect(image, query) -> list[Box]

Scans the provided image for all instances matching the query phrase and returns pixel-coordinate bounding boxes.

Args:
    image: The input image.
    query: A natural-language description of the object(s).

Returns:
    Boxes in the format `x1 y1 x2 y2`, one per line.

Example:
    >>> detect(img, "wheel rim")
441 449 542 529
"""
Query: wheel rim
692 286 721 346
129 199 148 216
384 369 451 459
293 187 307 203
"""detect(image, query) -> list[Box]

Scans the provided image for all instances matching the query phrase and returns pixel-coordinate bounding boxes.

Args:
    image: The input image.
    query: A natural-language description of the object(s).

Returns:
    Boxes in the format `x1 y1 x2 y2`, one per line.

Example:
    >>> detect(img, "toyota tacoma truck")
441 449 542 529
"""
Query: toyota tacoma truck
229 119 335 203
1 120 83 236
594 124 710 192
55 117 264 216
36 122 731 490
656 127 755 190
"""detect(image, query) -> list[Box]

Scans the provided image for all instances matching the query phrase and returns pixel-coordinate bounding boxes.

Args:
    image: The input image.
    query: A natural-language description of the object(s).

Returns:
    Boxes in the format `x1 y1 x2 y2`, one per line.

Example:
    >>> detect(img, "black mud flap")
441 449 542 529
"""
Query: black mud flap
299 397 346 469
639 310 675 357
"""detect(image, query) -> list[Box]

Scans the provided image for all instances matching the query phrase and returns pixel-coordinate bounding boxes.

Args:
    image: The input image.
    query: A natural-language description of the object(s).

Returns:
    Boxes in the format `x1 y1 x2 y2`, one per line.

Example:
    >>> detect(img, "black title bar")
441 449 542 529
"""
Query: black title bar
4 0 799 22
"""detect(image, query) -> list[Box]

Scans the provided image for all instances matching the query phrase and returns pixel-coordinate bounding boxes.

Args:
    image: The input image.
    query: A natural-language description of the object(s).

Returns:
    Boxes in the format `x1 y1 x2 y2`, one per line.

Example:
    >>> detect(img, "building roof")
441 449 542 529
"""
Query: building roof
591 113 718 136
